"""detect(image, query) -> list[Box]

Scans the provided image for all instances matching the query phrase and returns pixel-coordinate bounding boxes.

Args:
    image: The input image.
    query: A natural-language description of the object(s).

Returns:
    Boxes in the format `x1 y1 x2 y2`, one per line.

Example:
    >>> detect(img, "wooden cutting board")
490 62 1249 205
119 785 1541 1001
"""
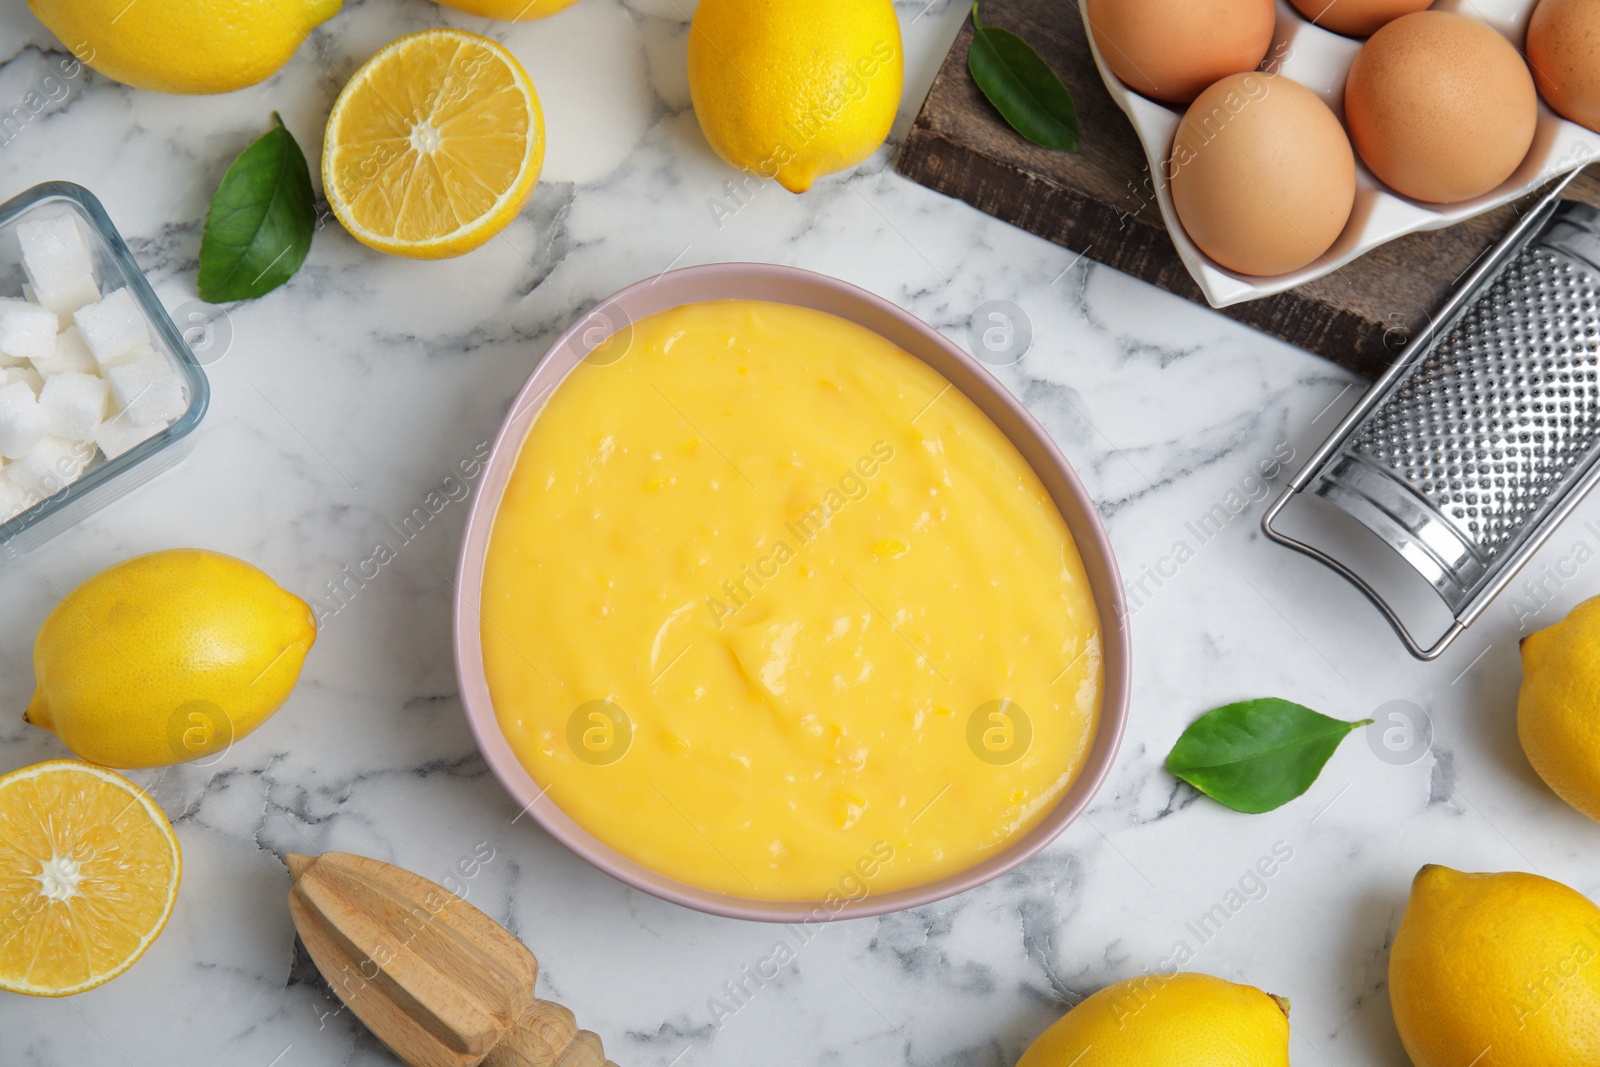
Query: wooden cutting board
895 0 1600 378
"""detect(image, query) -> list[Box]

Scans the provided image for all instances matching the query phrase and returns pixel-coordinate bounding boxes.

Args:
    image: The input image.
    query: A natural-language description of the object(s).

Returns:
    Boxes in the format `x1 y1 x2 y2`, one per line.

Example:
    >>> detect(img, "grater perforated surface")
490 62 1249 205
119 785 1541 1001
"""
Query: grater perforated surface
1350 248 1600 561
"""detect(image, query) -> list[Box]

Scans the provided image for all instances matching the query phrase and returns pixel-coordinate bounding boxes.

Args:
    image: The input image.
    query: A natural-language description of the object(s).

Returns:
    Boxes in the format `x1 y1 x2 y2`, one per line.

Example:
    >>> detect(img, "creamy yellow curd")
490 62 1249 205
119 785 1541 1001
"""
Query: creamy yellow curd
481 299 1101 900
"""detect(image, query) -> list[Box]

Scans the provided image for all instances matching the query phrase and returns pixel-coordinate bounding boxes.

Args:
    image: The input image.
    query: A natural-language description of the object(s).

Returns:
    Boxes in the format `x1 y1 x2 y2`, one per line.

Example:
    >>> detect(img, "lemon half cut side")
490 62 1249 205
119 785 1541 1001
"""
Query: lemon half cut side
0 760 181 997
323 29 545 259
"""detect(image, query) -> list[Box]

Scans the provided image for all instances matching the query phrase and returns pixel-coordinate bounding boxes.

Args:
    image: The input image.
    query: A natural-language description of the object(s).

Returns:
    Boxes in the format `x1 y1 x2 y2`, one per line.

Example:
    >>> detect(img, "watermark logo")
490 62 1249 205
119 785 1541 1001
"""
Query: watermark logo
967 300 1032 367
967 699 1032 765
0 52 91 150
1367 699 1432 766
165 699 234 766
567 699 632 765
169 300 233 366
704 37 900 229
1114 840 1296 1028
1163 57 1286 185
704 441 895 628
311 441 493 626
705 840 896 1030
439 840 496 901
1121 439 1296 618
1512 929 1600 1030
574 300 634 367
1507 521 1600 632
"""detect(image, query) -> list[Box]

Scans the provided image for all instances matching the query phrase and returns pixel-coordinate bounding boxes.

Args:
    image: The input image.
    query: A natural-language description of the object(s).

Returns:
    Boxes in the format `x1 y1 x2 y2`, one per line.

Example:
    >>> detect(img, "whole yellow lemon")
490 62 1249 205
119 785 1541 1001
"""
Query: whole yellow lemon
1017 972 1290 1067
431 0 578 18
1519 595 1600 820
27 0 341 94
24 549 317 769
1389 864 1600 1066
688 0 904 193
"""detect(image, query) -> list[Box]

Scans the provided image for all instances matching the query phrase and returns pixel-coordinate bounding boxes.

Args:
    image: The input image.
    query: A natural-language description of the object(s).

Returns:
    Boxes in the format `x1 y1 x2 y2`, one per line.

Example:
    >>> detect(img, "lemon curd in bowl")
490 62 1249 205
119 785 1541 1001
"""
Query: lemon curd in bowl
478 297 1104 902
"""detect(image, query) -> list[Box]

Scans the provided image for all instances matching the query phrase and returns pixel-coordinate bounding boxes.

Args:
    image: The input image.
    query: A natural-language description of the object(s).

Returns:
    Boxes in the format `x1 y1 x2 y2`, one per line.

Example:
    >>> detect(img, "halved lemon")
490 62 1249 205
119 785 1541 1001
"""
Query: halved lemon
323 29 545 259
0 760 181 996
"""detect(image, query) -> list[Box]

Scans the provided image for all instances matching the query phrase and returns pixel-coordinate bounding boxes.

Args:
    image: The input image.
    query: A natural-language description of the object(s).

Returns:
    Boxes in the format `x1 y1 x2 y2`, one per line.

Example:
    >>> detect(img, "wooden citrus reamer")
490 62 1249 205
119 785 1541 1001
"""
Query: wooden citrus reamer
288 852 620 1067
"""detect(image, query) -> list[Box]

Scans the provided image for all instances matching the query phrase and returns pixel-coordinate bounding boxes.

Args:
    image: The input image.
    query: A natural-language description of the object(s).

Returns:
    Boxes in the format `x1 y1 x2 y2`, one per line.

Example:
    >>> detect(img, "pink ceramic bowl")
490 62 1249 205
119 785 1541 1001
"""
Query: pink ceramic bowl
453 263 1131 922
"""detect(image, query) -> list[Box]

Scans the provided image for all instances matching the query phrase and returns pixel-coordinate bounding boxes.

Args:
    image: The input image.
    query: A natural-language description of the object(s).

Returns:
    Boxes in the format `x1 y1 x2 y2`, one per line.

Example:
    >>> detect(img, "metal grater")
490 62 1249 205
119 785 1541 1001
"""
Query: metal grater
1264 175 1600 659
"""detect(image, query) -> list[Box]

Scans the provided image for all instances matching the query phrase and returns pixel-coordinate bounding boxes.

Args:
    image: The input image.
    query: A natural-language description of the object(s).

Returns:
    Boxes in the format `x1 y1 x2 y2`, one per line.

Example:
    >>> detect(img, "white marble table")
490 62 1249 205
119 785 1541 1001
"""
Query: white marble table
3 2 1597 1065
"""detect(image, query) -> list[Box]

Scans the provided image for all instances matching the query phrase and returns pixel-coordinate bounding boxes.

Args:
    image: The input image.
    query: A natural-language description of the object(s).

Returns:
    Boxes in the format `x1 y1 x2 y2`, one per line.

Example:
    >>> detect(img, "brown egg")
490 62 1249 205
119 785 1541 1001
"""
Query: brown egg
1288 0 1432 37
1169 72 1356 276
1344 12 1538 204
1086 0 1276 104
1528 0 1600 133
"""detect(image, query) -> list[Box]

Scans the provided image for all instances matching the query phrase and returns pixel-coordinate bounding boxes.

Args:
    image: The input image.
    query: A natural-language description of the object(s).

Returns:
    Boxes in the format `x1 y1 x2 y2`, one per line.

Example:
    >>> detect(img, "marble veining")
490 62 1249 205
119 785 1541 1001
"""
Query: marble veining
4 1 1600 1065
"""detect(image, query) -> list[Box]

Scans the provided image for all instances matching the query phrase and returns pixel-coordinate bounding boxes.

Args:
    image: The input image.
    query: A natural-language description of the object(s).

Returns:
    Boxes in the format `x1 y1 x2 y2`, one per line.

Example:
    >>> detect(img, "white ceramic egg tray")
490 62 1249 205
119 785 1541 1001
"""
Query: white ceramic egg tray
1081 0 1600 307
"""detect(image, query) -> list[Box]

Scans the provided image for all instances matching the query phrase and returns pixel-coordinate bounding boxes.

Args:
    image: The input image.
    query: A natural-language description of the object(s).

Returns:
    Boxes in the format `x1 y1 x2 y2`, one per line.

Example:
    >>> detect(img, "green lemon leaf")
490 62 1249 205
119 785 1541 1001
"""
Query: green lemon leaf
1166 698 1372 813
198 113 315 303
967 2 1078 152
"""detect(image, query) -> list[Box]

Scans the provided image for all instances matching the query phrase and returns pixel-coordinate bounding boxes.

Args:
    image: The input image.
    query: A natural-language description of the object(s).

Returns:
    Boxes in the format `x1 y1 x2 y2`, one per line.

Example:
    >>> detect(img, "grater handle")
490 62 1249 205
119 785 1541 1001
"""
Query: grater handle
1262 167 1588 660
1260 490 1465 659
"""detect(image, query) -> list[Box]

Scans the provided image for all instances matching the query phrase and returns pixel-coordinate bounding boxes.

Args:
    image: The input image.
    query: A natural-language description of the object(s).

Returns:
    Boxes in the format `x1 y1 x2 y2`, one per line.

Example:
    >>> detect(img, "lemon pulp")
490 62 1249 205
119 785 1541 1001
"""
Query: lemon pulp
481 300 1101 899
323 29 544 259
0 761 181 996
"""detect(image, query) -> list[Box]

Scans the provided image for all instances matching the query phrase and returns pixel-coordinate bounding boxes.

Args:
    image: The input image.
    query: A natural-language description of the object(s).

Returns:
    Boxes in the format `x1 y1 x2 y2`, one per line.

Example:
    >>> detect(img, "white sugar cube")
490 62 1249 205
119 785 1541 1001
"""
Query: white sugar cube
18 215 100 319
0 298 58 363
0 381 51 459
94 414 153 459
74 289 150 370
29 324 97 377
109 354 186 428
18 216 95 277
20 286 60 331
0 475 29 522
21 284 71 331
3 366 44 396
0 322 23 367
40 275 99 323
39 372 110 441
5 435 91 499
